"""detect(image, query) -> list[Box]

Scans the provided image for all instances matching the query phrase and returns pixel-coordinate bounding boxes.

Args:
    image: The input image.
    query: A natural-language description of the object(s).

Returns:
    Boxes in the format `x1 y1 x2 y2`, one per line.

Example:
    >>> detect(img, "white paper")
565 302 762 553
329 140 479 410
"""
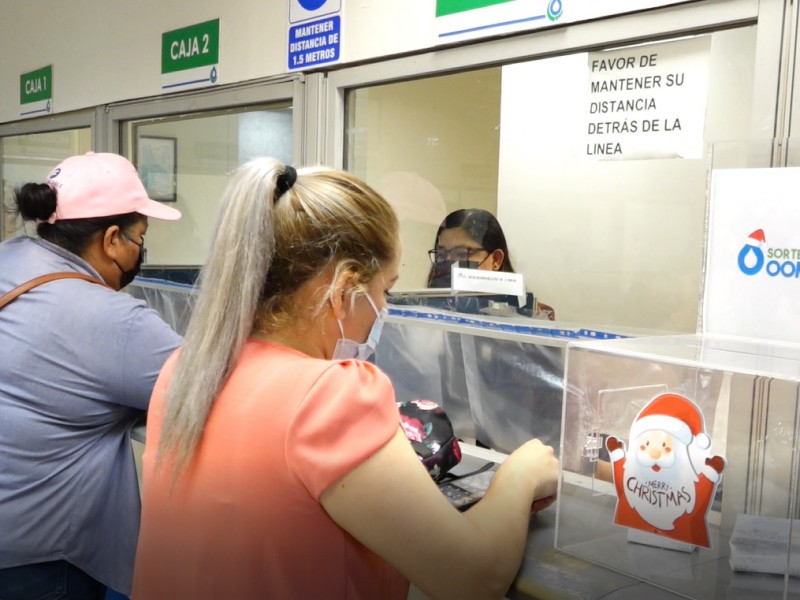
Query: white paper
703 167 800 342
451 266 525 301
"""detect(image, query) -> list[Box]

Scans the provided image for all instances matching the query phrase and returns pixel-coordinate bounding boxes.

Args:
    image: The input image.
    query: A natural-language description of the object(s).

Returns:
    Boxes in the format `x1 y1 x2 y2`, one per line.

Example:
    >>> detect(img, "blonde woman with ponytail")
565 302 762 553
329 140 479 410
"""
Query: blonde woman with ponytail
132 158 559 600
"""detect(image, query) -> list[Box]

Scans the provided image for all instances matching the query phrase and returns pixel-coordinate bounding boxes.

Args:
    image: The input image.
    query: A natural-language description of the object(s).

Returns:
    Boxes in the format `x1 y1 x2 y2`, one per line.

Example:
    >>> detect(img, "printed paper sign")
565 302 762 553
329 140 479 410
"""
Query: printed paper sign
703 167 800 342
585 36 710 160
451 266 525 302
605 392 725 548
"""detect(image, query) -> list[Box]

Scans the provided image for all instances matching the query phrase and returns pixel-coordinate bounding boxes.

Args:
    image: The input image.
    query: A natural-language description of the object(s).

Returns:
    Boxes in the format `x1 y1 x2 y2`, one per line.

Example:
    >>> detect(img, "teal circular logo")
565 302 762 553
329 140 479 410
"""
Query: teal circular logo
547 0 563 21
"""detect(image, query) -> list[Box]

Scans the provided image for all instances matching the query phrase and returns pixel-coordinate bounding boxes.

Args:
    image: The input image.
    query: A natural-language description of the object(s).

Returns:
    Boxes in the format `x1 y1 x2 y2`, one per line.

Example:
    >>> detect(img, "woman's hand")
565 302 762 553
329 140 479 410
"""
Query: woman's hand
531 493 557 515
508 438 559 502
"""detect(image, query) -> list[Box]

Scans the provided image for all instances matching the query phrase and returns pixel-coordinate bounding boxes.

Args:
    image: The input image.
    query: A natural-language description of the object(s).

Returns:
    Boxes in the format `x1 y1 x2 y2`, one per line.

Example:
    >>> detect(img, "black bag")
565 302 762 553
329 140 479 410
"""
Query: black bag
398 399 462 481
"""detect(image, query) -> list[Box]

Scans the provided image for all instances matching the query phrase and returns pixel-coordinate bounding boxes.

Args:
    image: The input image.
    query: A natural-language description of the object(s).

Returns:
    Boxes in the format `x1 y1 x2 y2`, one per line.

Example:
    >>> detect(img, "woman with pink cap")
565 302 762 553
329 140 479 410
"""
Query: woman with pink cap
0 152 182 599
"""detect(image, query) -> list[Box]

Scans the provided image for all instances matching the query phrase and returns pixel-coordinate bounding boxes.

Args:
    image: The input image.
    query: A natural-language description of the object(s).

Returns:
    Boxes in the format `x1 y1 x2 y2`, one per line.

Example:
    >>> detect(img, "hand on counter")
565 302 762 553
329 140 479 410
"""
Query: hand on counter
532 493 557 515
515 438 559 502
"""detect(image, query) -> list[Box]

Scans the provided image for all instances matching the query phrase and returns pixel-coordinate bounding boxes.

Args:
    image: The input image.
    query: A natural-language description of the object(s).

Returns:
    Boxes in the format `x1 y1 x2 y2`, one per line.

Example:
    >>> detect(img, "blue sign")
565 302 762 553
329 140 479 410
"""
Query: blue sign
298 0 327 10
288 15 340 70
289 0 341 24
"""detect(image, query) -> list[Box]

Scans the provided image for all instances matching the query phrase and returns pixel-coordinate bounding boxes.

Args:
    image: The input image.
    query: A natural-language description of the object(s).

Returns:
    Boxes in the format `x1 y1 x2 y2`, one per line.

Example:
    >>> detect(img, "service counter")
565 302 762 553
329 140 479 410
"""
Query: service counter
376 306 573 452
376 307 689 600
452 444 687 600
127 279 691 599
511 505 686 600
383 311 800 600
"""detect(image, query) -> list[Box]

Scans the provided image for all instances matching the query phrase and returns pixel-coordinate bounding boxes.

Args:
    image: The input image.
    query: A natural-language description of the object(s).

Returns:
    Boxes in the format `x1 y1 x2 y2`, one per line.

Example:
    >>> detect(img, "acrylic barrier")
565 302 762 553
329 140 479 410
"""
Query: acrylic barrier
556 334 800 600
126 279 585 454
374 306 603 454
127 277 196 336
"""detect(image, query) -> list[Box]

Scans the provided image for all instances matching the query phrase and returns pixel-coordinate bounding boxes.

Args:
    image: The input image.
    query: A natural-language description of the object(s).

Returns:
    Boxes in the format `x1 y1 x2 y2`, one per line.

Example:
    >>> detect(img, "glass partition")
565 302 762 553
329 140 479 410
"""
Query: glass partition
0 129 91 240
557 334 800 599
345 26 757 333
119 103 293 276
376 316 566 453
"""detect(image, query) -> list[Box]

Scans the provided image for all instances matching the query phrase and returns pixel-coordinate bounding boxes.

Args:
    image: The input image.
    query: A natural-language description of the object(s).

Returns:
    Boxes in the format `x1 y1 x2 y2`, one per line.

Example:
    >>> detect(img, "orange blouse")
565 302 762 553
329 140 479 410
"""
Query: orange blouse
133 340 409 599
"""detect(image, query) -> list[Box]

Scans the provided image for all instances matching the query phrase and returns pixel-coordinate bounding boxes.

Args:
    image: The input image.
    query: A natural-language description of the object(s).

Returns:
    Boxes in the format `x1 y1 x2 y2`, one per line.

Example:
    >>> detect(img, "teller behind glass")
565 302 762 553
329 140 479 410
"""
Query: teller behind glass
426 208 555 320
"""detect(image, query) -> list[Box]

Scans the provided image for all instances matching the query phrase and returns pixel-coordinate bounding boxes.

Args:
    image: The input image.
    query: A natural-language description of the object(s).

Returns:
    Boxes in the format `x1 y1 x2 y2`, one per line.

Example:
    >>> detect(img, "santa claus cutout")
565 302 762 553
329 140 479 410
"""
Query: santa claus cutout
605 392 726 549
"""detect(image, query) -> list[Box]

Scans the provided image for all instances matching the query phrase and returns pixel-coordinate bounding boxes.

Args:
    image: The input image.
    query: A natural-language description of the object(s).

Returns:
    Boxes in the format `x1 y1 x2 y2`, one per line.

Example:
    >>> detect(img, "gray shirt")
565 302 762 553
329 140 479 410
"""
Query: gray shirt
0 236 182 594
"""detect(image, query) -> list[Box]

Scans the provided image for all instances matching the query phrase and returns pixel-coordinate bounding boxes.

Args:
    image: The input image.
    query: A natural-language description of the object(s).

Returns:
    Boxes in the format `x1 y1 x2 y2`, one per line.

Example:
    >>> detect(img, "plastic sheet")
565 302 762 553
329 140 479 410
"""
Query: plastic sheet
127 277 195 336
376 311 568 453
556 334 800 599
128 280 571 454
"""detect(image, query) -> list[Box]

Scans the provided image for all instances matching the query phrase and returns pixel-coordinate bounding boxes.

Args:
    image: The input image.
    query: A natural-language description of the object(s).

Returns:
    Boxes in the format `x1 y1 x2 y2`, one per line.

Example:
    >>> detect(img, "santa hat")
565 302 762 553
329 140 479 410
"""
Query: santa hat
744 229 766 246
629 393 711 450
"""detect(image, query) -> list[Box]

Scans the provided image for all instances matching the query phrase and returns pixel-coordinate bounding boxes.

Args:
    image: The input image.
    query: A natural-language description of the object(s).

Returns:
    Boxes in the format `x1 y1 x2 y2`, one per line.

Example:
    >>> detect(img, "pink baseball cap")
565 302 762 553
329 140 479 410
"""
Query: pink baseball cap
46 152 181 222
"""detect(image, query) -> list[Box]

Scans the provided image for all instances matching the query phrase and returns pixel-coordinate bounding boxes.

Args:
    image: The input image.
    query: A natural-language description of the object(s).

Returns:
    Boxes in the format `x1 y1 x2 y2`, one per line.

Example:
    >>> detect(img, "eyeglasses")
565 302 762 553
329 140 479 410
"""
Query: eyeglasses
124 234 144 248
123 232 147 263
427 246 487 264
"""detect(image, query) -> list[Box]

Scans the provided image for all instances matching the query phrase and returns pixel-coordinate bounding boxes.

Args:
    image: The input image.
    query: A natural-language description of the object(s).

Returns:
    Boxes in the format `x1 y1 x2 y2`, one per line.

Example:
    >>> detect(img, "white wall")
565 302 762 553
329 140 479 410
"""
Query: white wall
2 1 702 125
0 0 438 125
497 28 756 331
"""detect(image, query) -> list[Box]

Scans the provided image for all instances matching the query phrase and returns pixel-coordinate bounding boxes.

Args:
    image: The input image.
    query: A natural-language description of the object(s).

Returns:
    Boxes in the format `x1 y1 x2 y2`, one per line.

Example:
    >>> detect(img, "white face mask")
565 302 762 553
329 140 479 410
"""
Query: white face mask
332 294 387 361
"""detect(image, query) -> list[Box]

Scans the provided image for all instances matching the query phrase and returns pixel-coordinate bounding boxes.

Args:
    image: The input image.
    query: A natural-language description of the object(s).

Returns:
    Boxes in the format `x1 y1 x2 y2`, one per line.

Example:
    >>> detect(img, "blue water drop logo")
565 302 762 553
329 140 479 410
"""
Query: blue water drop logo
210 66 218 83
738 244 764 276
547 0 564 22
298 0 327 10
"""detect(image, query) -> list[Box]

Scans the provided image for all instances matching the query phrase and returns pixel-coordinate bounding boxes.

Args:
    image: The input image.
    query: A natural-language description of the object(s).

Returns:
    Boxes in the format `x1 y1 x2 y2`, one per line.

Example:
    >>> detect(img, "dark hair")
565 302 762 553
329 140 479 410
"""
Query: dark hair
12 182 144 256
426 208 514 286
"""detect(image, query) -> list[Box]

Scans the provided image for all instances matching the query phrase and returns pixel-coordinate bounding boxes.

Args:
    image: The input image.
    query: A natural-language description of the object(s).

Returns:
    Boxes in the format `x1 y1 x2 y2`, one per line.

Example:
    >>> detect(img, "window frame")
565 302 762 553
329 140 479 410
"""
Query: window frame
324 0 771 168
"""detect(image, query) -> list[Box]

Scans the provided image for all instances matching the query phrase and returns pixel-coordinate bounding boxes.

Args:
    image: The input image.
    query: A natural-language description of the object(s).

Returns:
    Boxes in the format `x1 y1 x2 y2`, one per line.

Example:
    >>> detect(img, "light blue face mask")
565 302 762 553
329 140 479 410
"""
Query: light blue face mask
332 294 387 361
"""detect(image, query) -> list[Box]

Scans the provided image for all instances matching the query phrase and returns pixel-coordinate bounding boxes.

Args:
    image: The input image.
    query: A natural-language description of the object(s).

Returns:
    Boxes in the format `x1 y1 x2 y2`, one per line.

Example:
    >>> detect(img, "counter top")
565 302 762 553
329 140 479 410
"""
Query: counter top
511 509 685 600
128 433 687 599
454 444 686 600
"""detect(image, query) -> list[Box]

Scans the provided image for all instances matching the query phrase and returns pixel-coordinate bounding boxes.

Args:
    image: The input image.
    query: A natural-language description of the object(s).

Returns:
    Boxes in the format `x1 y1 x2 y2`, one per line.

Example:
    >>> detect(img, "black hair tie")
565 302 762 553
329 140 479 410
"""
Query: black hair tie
275 165 297 202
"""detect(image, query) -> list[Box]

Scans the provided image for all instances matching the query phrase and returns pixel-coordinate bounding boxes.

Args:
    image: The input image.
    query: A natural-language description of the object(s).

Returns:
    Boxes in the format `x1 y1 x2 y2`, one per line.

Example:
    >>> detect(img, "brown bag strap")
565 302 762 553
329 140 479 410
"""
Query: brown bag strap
0 272 108 311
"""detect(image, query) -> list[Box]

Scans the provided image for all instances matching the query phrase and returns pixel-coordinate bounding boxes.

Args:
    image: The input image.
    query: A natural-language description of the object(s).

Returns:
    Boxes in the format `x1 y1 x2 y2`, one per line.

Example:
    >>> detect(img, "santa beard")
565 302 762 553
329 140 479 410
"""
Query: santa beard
622 442 699 530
